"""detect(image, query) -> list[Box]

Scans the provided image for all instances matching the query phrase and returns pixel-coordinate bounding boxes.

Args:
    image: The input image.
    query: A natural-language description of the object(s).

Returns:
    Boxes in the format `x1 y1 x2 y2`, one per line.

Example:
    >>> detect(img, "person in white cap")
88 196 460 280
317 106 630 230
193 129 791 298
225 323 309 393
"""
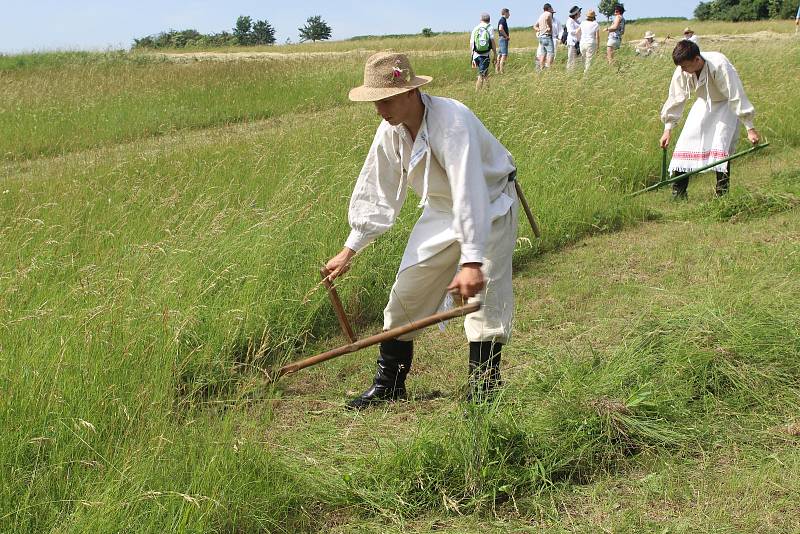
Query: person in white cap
659 41 760 199
683 27 699 45
326 52 520 409
635 31 659 56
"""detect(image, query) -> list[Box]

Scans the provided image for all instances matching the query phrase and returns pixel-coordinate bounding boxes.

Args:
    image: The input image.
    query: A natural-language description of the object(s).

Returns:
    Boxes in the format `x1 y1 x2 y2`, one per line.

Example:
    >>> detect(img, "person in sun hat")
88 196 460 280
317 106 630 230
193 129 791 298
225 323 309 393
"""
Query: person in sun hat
577 9 600 73
682 27 699 45
326 52 520 410
659 40 760 199
565 6 582 71
635 30 659 56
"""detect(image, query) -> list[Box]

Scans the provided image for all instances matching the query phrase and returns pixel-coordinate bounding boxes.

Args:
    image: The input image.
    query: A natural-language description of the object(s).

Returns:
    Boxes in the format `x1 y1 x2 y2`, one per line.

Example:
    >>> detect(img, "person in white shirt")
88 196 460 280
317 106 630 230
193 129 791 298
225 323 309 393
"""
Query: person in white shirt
534 3 556 70
327 52 519 409
565 6 582 71
635 31 659 56
470 12 497 90
577 9 600 73
551 15 562 61
659 41 761 199
683 27 699 45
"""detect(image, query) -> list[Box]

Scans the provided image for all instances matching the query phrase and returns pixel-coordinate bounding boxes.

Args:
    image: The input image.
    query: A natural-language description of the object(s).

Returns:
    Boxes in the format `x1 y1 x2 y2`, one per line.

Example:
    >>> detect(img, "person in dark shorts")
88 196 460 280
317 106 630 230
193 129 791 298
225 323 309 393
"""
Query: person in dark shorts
470 12 496 89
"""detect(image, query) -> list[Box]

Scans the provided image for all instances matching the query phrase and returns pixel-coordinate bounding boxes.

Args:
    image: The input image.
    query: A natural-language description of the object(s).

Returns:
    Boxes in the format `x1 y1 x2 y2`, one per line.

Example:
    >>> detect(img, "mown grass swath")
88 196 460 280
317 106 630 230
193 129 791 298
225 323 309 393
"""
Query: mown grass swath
1 22 799 532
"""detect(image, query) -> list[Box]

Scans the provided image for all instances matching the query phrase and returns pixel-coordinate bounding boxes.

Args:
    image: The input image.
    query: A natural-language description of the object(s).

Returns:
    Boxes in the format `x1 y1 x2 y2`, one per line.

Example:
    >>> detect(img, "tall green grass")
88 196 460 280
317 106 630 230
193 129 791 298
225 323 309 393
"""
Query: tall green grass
1 23 798 532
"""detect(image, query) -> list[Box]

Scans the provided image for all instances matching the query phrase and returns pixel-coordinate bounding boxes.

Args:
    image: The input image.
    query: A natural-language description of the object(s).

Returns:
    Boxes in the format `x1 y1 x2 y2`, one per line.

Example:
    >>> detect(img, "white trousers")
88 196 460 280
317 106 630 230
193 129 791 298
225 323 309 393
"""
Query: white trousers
580 43 597 73
566 44 578 70
383 184 518 343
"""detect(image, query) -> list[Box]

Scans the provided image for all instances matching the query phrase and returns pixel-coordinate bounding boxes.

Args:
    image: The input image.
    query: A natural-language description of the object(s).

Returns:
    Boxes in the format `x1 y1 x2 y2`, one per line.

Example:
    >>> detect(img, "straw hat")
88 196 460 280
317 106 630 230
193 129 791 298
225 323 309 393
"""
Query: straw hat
586 9 596 21
349 52 432 102
644 31 656 39
683 27 694 34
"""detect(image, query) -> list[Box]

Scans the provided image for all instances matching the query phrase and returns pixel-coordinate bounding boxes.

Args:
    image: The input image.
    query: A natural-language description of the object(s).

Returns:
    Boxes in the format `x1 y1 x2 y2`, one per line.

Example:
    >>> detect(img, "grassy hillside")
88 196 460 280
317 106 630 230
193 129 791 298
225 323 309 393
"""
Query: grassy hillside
1 21 798 532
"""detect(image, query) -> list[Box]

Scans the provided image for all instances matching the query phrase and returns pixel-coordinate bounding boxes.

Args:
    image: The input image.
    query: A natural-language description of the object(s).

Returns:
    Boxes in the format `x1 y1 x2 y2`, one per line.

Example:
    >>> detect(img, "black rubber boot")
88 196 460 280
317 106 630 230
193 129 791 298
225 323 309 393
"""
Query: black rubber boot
671 174 689 201
715 171 730 197
345 339 413 410
467 341 502 403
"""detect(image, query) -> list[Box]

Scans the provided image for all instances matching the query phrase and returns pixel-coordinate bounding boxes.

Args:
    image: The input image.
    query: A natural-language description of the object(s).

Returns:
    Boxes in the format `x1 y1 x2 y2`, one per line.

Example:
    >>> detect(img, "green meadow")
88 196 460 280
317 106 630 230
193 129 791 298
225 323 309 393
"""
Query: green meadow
1 21 798 532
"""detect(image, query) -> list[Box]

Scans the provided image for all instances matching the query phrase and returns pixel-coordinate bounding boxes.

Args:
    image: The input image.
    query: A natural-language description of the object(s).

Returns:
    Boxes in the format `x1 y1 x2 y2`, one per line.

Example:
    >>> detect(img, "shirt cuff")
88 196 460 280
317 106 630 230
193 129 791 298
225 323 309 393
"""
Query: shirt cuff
742 119 755 130
344 230 372 253
664 122 676 131
459 244 484 266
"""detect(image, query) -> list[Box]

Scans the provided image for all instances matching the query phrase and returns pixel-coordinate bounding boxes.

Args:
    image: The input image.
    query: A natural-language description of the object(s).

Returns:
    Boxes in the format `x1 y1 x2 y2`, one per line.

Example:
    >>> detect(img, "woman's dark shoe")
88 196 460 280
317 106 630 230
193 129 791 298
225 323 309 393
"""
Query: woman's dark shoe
346 339 413 410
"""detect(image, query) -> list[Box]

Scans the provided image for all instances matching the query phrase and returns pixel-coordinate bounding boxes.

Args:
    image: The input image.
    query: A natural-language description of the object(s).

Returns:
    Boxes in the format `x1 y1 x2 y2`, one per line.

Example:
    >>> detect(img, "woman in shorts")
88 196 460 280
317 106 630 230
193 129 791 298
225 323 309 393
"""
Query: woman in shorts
604 4 625 63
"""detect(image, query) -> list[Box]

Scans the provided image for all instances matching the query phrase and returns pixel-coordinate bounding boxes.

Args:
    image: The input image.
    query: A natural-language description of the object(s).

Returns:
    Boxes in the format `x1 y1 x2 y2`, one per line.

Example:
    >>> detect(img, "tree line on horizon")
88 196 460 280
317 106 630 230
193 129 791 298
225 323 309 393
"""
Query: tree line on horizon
132 15 332 50
695 0 798 21
596 0 795 21
131 1 796 51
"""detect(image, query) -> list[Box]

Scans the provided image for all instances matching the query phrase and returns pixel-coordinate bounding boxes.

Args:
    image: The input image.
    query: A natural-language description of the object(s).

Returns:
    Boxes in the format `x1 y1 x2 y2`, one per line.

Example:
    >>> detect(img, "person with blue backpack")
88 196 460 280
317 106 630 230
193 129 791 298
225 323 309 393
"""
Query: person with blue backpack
470 12 496 90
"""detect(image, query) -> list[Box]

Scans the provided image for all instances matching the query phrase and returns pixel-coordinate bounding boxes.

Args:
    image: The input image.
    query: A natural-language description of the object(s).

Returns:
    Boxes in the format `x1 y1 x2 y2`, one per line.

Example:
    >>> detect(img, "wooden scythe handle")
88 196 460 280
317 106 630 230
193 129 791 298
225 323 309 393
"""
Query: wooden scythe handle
320 267 357 343
277 301 481 377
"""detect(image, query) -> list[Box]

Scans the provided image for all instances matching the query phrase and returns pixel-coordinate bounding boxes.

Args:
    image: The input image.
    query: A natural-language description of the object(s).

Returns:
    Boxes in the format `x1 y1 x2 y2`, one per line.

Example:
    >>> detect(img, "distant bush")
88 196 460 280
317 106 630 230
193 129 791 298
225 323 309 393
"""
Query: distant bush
348 30 459 41
695 0 797 21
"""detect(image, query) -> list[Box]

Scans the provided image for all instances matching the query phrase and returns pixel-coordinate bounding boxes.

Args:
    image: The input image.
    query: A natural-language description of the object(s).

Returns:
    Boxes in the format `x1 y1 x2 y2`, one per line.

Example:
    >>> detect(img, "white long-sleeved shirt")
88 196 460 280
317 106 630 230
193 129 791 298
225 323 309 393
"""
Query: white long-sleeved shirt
660 51 755 132
566 18 580 46
344 94 516 266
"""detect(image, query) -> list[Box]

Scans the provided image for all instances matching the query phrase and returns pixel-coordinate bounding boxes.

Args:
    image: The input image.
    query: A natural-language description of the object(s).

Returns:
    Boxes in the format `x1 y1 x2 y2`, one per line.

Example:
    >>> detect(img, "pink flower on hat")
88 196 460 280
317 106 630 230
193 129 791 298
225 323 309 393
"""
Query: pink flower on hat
392 60 411 82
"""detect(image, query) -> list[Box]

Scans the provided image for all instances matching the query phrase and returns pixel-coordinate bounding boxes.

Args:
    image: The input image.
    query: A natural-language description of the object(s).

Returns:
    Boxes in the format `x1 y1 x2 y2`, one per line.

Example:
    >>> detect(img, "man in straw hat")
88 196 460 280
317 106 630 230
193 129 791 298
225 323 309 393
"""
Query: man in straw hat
326 52 520 410
683 27 699 45
659 40 760 199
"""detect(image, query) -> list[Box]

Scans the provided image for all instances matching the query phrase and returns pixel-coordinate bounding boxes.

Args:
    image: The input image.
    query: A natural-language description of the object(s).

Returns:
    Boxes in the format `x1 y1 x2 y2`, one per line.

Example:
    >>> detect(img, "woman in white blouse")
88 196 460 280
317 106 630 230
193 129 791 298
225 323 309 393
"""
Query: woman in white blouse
565 6 582 70
576 9 600 73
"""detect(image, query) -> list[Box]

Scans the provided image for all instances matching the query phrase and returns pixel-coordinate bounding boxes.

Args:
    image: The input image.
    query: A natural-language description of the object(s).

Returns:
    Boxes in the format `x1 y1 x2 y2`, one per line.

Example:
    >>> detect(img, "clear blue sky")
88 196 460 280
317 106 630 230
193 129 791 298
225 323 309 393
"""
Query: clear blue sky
0 1 701 54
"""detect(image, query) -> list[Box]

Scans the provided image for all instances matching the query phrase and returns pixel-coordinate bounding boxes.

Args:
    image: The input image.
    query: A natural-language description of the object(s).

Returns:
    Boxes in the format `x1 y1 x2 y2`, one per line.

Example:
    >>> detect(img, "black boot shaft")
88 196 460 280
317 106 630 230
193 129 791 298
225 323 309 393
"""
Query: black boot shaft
346 339 413 410
468 341 502 403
